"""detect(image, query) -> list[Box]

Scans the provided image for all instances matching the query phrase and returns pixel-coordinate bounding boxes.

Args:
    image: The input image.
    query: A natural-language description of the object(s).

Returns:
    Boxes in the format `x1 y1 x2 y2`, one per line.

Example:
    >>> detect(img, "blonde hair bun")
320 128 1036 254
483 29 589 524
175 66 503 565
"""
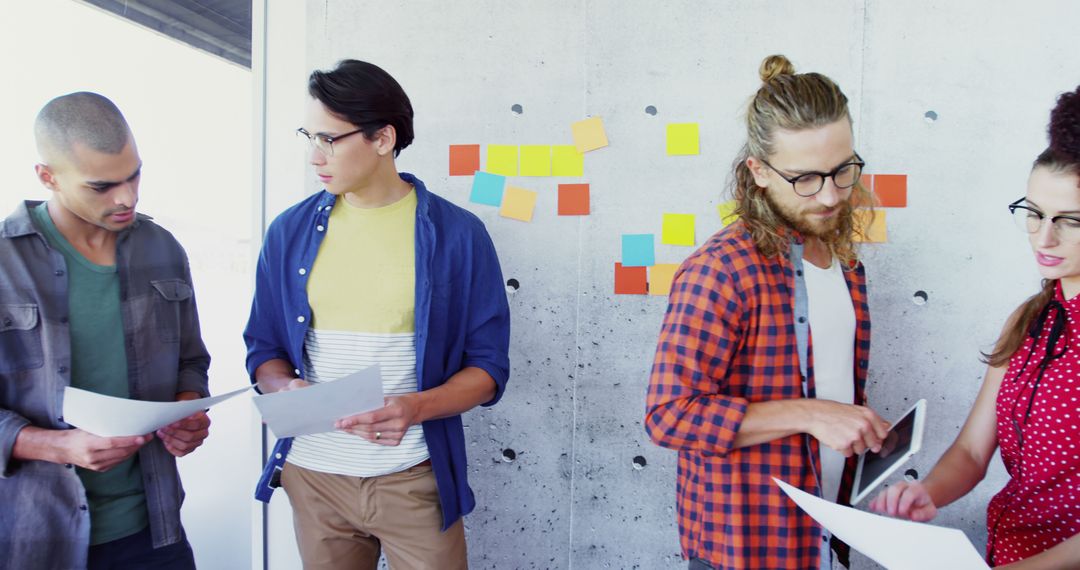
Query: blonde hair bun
759 55 796 83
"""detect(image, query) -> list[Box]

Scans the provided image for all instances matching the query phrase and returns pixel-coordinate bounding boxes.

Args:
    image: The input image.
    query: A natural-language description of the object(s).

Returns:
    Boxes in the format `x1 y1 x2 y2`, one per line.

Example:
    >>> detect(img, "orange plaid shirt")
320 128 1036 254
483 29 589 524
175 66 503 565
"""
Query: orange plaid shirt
646 221 870 569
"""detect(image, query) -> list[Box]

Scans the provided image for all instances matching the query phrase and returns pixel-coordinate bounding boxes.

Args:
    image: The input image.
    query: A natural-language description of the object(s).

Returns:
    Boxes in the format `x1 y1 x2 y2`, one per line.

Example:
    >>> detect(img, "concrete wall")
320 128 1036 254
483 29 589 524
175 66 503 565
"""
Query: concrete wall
260 1 1080 568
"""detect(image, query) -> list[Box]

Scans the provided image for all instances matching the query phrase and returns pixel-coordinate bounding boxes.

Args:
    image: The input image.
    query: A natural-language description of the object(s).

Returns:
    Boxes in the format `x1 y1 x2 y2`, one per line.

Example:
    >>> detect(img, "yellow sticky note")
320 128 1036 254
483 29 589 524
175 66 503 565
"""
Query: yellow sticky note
662 213 695 246
571 117 609 153
649 264 680 296
854 209 887 243
718 201 739 227
667 123 700 156
519 145 551 177
552 145 584 176
487 145 518 176
500 186 537 222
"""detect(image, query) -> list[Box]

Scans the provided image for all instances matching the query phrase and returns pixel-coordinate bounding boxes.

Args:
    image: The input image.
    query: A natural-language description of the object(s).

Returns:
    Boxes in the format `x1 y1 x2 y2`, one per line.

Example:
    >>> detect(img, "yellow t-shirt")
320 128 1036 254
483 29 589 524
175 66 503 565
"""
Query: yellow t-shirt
288 189 430 477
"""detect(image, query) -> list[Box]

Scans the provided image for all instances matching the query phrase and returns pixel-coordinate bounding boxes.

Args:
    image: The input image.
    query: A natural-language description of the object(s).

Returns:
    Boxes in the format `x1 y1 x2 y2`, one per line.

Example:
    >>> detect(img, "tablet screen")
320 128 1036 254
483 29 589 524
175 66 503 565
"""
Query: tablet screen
859 406 917 489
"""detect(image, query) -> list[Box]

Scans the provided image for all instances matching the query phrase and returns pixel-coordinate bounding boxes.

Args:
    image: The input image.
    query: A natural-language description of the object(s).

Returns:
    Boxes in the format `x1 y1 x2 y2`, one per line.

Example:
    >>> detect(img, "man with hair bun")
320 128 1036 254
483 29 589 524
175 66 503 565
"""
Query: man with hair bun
872 85 1080 568
0 91 211 569
647 55 888 569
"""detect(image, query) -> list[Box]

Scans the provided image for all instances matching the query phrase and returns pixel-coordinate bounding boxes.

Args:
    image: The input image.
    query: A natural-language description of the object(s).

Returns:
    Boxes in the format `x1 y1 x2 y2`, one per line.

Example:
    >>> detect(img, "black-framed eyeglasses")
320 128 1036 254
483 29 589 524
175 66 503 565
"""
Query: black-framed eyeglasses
760 153 866 197
1008 198 1080 244
296 127 365 157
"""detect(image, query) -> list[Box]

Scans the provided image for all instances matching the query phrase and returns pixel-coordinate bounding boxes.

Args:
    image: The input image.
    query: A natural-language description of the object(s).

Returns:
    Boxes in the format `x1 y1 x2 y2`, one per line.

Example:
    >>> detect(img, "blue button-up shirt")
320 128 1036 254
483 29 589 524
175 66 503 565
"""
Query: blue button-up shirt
244 173 511 529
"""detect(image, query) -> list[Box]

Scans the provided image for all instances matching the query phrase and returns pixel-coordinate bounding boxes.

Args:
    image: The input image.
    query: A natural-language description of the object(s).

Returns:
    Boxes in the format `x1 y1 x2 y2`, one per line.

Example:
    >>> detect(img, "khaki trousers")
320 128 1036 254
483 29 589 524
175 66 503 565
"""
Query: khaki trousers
281 462 467 570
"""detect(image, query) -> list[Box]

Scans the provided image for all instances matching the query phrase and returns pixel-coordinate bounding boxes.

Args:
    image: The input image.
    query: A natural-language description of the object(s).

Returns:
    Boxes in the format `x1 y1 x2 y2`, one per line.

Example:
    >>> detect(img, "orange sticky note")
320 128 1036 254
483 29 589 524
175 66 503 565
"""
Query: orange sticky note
614 263 648 295
873 174 907 207
854 209 887 243
499 186 537 222
449 145 480 176
851 175 874 208
558 183 590 215
649 264 679 296
571 117 609 153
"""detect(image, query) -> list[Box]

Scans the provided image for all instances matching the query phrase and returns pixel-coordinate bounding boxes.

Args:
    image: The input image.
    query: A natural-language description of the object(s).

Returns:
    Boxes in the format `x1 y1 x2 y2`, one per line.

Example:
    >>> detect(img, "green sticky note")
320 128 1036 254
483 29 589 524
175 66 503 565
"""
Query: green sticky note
662 213 695 246
666 123 700 156
520 145 552 177
487 145 518 176
551 145 584 176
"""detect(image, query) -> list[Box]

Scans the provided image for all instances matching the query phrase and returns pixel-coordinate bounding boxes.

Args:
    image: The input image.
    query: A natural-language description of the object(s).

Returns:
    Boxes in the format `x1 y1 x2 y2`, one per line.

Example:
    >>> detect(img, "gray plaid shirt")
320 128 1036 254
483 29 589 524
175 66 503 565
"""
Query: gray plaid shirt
0 201 210 569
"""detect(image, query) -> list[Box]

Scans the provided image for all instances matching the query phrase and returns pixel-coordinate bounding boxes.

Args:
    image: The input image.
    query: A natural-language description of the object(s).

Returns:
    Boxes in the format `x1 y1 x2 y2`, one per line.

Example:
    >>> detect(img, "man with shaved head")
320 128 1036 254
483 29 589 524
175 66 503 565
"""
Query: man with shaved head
0 92 211 569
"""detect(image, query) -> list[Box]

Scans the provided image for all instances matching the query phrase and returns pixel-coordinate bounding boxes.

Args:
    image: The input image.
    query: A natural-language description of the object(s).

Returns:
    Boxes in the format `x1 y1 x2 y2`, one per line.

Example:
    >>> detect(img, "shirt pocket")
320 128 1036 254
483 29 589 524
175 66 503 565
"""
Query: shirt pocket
150 279 192 344
0 303 44 372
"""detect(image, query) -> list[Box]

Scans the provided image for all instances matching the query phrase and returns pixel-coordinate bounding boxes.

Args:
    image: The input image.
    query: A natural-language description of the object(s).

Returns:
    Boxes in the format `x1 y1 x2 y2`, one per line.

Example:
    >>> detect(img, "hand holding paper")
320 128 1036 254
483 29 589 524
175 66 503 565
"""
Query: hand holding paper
62 385 250 438
252 366 385 438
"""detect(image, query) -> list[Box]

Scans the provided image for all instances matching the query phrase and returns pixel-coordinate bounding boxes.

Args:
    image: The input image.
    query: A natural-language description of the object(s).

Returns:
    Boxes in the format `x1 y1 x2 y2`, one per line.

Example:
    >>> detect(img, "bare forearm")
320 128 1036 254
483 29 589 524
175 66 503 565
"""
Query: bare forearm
920 442 991 510
254 358 299 394
11 426 65 464
733 399 814 448
413 366 497 423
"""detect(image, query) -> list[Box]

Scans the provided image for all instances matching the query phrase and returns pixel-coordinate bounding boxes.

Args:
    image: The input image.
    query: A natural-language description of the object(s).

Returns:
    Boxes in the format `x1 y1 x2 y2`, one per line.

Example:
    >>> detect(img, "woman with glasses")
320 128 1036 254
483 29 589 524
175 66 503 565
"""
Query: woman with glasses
871 85 1080 569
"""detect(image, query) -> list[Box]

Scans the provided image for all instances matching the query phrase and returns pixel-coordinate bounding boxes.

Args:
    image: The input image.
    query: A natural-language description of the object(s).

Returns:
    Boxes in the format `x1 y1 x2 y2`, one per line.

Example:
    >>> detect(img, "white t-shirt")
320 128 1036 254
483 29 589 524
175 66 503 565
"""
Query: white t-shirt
803 258 856 504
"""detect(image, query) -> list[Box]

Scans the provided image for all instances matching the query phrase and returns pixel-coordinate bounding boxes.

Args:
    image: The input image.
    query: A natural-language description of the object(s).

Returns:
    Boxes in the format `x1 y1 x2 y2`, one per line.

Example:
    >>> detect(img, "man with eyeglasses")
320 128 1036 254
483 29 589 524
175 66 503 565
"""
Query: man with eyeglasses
0 92 211 569
244 60 510 569
646 56 890 570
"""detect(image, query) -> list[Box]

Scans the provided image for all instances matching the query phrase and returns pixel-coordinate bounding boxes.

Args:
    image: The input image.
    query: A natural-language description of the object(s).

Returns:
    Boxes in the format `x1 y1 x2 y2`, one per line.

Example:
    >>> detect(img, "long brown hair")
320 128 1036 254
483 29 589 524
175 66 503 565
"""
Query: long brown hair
983 85 1080 366
729 55 874 266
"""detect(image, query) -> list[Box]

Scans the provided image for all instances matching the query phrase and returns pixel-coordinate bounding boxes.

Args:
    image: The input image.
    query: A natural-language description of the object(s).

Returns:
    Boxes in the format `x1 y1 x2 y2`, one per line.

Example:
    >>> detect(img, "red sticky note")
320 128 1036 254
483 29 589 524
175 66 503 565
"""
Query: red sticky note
449 145 480 176
558 183 590 215
615 263 648 295
873 174 907 207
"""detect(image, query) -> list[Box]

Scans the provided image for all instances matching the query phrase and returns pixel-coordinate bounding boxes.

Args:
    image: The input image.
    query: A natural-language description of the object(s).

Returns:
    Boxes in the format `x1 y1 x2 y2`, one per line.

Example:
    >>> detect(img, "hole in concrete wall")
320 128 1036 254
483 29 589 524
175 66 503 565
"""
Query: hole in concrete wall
645 105 657 116
511 104 523 115
913 290 928 305
924 110 938 124
632 456 647 470
904 468 919 481
506 278 520 293
501 449 517 462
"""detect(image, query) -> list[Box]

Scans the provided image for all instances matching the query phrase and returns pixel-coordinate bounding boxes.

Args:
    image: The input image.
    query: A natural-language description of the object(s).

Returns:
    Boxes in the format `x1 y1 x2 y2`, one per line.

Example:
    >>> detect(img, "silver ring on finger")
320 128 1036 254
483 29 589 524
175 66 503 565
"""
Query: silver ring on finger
375 432 382 440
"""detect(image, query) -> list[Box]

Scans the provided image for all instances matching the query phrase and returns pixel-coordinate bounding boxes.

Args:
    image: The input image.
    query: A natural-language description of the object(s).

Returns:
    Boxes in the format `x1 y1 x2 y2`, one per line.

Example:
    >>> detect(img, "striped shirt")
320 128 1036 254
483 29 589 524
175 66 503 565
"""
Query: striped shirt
286 190 429 477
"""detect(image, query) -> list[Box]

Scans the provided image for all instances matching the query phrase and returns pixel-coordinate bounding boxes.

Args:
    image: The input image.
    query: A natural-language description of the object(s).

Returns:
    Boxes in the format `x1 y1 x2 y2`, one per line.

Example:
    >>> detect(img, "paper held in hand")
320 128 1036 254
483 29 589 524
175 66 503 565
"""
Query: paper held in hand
62 386 252 437
252 365 385 438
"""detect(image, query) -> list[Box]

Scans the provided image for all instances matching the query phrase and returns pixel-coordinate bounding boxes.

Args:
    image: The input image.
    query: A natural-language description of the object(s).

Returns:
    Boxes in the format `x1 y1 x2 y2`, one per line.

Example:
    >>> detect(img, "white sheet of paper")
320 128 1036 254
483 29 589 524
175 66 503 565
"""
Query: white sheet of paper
62 386 251 437
252 365 385 438
774 478 988 570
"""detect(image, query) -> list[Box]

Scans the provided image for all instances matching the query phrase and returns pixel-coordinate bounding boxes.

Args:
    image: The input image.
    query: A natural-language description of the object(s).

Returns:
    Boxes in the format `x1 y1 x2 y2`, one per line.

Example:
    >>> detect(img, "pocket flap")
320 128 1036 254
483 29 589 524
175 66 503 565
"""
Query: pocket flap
151 279 193 302
0 304 39 332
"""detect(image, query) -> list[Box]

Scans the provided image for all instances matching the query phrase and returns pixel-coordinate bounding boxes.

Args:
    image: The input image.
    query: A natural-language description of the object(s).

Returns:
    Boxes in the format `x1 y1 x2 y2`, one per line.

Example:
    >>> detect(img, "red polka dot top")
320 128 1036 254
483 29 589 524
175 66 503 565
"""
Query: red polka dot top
989 281 1080 566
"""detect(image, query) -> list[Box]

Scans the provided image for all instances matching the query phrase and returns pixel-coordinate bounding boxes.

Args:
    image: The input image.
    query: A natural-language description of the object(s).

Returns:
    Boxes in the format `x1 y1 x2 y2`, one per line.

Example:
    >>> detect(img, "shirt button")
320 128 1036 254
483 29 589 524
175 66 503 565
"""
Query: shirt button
798 317 806 324
65 464 73 469
298 268 307 276
55 269 65 276
796 270 803 277
297 316 306 323
275 453 283 459
58 365 68 374
79 505 88 511
316 225 325 232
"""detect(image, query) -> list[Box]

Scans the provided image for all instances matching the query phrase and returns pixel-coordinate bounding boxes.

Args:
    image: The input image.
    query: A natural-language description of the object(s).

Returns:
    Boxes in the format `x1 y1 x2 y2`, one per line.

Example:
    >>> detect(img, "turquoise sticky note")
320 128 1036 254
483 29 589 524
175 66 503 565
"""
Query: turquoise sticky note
622 234 655 267
470 172 506 206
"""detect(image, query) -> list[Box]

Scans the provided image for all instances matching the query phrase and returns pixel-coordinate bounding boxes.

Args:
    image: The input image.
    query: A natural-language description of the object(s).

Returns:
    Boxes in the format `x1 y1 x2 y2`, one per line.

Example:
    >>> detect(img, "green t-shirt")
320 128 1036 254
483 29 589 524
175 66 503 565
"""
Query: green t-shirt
31 202 148 545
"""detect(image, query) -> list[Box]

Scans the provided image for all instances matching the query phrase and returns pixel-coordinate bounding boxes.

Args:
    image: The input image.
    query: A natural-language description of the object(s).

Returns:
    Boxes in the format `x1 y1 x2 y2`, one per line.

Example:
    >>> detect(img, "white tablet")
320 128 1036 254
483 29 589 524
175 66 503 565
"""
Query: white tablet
850 399 927 505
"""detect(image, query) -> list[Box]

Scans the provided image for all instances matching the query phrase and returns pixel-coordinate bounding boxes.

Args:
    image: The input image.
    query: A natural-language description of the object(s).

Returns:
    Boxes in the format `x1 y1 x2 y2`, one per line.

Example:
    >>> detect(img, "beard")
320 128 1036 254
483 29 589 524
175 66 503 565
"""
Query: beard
763 189 846 239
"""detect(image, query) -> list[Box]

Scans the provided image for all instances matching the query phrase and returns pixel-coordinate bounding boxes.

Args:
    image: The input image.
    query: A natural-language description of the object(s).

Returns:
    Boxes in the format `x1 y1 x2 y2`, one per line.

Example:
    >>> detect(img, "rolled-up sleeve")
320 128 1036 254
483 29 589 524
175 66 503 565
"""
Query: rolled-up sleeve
243 229 292 381
461 226 510 406
645 255 748 457
0 410 31 478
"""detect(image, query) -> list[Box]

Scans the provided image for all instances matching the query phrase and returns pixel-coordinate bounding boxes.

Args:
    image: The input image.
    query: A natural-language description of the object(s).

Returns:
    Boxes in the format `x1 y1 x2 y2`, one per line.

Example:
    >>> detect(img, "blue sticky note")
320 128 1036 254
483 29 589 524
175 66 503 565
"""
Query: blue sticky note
622 234 655 267
470 171 506 206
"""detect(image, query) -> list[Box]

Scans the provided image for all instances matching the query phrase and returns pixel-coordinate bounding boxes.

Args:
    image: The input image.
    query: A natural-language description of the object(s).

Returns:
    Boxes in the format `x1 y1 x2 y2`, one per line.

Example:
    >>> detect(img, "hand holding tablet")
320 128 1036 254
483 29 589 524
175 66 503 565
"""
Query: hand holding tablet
851 399 928 505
